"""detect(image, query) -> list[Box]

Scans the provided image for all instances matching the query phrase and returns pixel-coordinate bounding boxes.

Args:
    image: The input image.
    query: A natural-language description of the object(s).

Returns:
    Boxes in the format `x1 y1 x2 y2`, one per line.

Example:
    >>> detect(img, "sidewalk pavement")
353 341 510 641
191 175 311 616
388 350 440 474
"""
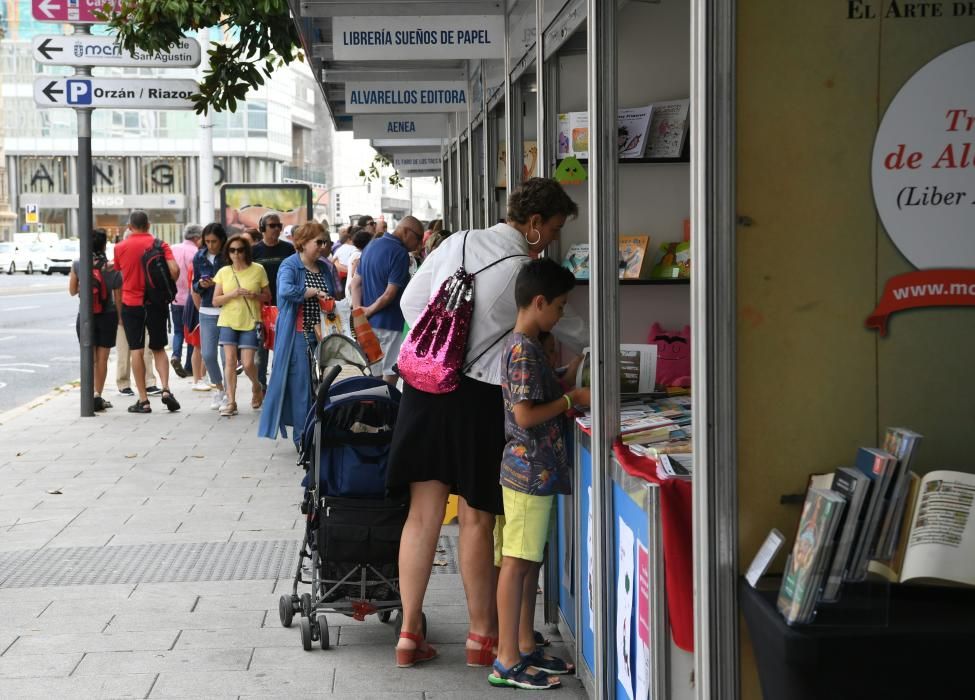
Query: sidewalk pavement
0 378 585 699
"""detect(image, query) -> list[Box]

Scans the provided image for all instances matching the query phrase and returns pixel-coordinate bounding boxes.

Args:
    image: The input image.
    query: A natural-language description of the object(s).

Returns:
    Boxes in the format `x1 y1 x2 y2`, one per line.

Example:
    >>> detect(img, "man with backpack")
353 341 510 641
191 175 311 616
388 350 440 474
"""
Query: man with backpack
113 210 181 413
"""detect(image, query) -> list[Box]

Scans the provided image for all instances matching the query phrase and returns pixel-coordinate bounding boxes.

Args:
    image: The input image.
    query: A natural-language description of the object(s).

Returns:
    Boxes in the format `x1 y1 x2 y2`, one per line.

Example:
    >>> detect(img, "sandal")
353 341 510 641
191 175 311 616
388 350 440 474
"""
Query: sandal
251 384 264 409
466 632 499 667
219 402 238 417
160 390 180 413
127 399 151 414
395 631 438 668
488 659 561 690
520 648 575 675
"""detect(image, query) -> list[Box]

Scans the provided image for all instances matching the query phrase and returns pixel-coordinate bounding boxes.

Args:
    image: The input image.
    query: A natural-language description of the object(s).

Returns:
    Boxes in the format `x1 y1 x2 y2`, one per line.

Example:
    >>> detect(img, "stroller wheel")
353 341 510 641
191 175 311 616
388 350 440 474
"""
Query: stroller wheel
319 616 330 650
300 593 313 618
299 617 313 651
278 595 295 628
379 610 392 624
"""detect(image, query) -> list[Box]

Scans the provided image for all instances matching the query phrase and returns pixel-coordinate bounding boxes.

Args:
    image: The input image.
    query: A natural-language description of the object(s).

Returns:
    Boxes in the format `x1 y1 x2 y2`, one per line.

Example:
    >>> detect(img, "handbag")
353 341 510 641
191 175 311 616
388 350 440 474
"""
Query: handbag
232 268 265 346
261 305 278 350
397 231 527 394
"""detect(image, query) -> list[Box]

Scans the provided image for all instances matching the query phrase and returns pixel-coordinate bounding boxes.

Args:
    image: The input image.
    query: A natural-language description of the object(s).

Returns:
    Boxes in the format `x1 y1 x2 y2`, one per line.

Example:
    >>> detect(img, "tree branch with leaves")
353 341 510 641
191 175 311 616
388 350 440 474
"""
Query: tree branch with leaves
359 153 403 188
100 0 302 114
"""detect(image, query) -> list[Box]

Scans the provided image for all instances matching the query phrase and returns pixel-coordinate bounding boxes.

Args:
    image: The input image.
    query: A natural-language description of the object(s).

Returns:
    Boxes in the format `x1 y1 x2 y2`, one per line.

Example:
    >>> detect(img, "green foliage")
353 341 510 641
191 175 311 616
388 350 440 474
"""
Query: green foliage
358 153 403 188
100 0 302 114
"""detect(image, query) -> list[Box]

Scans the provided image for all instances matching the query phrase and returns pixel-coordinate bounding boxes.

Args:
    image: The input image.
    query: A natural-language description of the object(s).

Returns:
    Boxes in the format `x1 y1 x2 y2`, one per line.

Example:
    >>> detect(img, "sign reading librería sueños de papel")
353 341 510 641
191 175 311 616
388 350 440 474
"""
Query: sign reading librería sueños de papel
333 16 505 60
867 40 975 335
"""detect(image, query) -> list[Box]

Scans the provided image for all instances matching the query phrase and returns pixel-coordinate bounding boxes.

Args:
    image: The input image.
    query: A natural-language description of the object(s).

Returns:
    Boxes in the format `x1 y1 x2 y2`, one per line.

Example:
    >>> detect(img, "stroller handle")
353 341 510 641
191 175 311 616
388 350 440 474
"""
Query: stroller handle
316 364 343 415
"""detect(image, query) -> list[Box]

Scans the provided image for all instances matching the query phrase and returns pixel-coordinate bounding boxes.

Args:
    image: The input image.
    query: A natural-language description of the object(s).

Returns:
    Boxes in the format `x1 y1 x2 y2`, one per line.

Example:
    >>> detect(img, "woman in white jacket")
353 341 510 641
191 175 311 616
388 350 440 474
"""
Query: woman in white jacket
387 178 588 668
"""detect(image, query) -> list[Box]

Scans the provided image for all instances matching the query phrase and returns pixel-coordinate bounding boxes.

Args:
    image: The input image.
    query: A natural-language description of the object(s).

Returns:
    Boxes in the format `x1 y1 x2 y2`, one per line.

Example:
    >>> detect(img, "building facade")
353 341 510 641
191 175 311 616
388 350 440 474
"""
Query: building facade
0 5 331 242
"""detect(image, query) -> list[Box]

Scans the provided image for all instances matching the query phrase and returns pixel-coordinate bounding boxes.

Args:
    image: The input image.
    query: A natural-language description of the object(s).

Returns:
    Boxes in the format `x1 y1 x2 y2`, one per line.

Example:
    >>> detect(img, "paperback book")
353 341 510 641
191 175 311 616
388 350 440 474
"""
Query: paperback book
619 235 652 279
821 467 871 602
874 427 923 561
645 99 690 159
562 243 590 280
847 447 897 580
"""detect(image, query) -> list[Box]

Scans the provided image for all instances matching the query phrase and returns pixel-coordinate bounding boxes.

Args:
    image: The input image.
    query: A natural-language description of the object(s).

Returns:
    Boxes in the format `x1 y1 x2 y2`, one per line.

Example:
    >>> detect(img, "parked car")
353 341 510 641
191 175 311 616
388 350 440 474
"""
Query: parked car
44 239 79 275
0 242 16 274
20 242 51 274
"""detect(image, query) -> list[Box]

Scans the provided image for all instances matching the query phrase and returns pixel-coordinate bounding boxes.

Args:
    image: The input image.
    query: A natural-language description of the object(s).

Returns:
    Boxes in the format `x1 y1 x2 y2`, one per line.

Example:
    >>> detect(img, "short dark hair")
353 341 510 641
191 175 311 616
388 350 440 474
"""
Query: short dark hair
225 233 253 265
201 222 227 244
352 229 372 250
357 215 375 228
128 210 150 231
506 178 578 225
92 228 107 255
514 257 576 308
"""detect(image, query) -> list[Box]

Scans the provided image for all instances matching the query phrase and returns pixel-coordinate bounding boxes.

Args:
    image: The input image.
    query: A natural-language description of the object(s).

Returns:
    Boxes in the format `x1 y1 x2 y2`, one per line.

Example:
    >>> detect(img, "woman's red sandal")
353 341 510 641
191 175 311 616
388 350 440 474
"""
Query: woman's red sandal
396 631 438 668
466 632 499 667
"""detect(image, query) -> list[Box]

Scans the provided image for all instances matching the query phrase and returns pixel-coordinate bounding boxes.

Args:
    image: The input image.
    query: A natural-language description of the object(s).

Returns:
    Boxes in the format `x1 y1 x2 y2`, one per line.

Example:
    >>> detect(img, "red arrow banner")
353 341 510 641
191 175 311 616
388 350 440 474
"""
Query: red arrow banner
865 269 975 336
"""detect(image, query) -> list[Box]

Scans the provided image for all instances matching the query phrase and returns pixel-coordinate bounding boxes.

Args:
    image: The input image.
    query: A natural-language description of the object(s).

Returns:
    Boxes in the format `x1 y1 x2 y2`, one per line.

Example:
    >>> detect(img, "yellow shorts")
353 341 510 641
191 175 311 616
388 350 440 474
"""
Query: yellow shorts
497 486 554 564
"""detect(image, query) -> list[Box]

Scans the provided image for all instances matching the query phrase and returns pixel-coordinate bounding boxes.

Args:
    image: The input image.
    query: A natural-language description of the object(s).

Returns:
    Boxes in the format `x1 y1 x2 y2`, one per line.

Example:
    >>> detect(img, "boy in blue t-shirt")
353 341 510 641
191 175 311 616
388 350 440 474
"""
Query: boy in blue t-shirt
490 258 590 690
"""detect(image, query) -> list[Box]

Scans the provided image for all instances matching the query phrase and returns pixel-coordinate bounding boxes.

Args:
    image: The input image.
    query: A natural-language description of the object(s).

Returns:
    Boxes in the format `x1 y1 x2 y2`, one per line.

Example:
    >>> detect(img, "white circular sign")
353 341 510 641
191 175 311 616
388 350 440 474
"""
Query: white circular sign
872 41 975 270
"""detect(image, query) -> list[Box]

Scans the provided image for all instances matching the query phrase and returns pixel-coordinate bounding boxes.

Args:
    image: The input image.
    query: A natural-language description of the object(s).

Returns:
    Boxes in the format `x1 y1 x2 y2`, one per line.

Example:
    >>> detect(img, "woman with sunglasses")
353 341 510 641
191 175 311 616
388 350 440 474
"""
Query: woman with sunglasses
192 222 229 409
211 233 271 416
258 222 338 447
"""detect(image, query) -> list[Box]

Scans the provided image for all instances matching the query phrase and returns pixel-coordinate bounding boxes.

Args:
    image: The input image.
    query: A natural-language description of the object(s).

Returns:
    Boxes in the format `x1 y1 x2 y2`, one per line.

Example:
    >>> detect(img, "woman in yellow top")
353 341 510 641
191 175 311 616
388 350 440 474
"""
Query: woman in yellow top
213 233 271 417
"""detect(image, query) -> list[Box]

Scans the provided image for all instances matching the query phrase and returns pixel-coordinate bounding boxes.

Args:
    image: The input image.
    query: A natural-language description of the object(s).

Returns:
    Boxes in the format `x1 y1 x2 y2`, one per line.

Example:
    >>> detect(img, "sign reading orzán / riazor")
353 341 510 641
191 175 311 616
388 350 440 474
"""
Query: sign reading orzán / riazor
33 78 199 109
867 40 975 335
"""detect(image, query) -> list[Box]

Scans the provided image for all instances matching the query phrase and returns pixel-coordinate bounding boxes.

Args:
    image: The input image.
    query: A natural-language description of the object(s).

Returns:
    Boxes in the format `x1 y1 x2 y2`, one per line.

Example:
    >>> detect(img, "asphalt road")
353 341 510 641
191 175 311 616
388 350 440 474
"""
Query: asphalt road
0 271 81 412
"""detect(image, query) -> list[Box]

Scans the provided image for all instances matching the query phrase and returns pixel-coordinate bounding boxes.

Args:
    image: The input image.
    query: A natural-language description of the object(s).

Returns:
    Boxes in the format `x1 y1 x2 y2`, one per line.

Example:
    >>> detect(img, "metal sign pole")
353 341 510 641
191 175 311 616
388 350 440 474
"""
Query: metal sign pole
75 25 94 418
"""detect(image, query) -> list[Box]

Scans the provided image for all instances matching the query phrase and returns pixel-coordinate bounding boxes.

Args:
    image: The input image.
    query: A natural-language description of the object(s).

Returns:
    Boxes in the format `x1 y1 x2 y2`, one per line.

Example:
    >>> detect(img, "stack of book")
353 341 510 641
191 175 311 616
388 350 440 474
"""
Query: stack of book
773 427 975 626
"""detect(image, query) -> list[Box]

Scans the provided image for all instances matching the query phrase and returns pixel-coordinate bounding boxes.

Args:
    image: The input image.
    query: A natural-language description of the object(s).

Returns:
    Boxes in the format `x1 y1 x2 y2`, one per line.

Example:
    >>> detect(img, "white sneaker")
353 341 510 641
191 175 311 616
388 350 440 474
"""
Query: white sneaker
210 391 226 410
192 380 212 392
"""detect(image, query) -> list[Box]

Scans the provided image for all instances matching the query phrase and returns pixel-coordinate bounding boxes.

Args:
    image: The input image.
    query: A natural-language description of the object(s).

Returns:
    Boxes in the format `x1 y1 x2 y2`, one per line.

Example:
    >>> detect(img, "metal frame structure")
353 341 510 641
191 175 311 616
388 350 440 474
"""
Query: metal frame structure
287 1 738 697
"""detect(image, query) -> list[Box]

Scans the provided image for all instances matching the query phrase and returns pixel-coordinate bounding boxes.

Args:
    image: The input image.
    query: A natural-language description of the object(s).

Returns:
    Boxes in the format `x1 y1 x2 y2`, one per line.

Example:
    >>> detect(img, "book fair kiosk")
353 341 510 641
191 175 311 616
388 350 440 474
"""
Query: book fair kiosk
291 0 975 698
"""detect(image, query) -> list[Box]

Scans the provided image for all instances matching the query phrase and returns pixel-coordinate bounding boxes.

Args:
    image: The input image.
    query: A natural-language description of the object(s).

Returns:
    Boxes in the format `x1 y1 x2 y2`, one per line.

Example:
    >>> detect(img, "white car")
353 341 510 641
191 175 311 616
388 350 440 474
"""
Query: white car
44 239 79 275
1 242 49 275
0 242 16 274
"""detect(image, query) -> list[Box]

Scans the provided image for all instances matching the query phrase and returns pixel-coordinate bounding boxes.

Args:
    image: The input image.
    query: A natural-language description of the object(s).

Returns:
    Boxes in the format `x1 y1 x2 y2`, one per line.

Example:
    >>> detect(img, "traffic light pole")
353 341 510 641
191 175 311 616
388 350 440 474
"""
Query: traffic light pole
76 25 94 418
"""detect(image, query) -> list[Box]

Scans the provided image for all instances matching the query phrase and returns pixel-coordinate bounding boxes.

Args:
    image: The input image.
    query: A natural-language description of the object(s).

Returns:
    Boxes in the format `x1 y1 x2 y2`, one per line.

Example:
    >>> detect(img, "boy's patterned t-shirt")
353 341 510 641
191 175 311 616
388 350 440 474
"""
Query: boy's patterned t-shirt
500 332 571 496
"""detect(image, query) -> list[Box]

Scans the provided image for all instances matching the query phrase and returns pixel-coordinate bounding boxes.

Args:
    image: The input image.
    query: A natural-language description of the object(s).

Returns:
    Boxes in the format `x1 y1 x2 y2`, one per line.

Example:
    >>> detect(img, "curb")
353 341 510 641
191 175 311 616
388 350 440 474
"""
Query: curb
0 381 79 426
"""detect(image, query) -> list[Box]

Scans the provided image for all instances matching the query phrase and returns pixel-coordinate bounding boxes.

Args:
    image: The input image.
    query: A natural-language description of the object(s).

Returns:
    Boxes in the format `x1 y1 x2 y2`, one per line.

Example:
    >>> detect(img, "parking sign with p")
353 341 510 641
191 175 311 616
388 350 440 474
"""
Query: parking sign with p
66 79 92 105
25 205 39 225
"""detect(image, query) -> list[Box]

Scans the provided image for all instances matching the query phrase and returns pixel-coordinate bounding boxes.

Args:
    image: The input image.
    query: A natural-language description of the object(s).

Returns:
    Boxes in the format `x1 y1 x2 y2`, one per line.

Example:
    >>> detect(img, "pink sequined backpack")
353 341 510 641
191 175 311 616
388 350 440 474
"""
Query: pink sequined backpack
398 231 527 394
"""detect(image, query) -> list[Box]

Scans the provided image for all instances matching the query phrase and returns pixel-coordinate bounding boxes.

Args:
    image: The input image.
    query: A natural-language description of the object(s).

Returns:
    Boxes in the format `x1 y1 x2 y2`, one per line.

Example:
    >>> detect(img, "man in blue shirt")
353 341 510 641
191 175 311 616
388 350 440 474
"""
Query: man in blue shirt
352 215 423 385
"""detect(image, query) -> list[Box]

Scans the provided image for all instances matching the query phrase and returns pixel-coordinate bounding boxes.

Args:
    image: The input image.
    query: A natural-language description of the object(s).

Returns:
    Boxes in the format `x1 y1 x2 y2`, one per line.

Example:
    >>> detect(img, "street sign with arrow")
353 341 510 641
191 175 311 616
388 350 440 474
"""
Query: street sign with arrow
33 77 200 109
31 35 201 68
32 0 123 24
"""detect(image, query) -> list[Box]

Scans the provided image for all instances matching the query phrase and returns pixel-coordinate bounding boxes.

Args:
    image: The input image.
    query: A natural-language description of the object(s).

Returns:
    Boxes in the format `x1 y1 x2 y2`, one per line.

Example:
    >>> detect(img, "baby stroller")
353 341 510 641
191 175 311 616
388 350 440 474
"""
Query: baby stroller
279 334 415 651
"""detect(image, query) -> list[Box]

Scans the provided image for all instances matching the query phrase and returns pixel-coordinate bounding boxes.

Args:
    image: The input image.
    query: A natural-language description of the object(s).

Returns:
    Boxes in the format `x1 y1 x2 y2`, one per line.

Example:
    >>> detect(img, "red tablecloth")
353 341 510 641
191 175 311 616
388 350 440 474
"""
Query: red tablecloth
612 440 694 652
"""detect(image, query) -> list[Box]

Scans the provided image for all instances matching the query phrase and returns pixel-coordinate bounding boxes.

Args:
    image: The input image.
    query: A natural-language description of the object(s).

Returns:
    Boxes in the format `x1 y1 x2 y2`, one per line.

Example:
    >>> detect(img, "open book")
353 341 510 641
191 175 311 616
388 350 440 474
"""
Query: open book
576 345 657 395
896 470 975 586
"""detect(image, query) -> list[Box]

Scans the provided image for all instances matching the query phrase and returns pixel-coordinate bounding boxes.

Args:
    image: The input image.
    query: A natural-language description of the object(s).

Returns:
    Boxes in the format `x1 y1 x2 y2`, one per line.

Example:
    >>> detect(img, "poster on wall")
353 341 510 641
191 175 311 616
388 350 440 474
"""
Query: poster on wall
616 517 635 700
220 184 313 232
636 543 651 700
587 485 595 633
867 40 975 335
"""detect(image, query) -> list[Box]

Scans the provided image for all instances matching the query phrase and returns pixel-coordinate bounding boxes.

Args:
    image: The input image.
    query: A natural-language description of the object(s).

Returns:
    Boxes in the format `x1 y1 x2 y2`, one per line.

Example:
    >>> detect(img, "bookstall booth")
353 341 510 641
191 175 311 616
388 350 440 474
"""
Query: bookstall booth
288 1 738 698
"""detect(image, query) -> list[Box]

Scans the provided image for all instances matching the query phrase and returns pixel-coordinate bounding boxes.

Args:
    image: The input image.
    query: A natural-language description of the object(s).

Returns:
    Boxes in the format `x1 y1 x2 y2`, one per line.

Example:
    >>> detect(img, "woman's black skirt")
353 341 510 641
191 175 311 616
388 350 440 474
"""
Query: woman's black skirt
386 375 504 515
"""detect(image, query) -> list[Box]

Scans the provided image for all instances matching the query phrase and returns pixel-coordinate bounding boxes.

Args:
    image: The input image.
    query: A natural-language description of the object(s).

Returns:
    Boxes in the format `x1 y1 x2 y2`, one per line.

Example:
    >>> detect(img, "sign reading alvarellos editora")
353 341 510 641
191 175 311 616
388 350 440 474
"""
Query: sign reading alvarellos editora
332 15 505 60
344 81 468 113
353 114 448 139
866 40 975 335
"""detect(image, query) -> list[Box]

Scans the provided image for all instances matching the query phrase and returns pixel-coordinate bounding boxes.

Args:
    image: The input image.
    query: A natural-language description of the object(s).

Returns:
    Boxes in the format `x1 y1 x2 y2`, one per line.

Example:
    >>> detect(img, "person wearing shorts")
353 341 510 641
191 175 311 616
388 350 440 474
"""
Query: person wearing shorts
68 228 122 412
352 216 423 385
212 232 270 417
491 259 589 690
112 210 180 414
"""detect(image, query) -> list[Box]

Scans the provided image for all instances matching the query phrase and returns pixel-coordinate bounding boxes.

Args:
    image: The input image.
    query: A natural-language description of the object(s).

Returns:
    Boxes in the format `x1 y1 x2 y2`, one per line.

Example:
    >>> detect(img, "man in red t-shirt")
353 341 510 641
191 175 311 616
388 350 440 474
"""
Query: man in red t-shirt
113 210 180 413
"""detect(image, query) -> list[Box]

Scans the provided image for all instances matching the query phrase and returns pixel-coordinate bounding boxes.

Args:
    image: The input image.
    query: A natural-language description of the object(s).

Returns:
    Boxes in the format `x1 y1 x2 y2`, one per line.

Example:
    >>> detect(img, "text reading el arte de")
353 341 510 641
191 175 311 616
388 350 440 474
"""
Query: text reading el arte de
342 29 492 47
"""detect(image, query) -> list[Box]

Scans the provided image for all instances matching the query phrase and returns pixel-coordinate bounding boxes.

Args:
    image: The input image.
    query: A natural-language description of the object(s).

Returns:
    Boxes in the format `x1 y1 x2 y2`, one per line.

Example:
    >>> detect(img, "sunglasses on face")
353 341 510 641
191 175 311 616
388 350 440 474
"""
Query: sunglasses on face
267 222 282 229
313 239 328 246
228 247 245 254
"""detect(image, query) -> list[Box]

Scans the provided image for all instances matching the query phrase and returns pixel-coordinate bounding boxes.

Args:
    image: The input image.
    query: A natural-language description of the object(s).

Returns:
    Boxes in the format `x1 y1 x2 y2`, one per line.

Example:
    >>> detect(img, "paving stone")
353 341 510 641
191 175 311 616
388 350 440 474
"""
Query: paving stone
3 630 178 655
0 651 82 678
0 673 156 698
133 580 275 597
107 610 264 632
337 621 471 647
40 597 195 618
193 593 280 613
150 668 333 698
329 643 499 692
14 613 115 635
175 626 296 650
74 648 252 676
0 584 136 602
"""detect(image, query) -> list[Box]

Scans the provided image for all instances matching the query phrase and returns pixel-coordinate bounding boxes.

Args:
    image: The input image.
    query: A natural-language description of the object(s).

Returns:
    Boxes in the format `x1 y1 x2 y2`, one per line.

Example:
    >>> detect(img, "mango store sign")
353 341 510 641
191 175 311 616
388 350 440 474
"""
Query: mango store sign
353 114 448 139
333 16 505 60
867 40 975 335
344 81 468 114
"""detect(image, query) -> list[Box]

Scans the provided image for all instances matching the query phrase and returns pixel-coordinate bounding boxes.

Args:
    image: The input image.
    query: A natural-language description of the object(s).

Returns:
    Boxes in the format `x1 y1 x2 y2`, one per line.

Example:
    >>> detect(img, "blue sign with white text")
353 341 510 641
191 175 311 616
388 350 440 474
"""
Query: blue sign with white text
66 79 92 105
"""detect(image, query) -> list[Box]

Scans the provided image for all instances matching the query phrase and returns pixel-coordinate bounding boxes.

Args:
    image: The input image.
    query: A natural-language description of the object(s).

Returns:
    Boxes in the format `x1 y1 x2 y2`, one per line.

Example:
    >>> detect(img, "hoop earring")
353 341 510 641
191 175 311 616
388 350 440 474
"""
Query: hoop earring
526 227 542 246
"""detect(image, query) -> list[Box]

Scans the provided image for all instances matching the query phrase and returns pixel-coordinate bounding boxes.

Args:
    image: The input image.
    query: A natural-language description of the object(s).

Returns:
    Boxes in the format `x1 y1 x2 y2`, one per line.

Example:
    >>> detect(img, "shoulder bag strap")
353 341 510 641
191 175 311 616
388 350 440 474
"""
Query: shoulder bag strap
462 326 514 374
231 268 260 324
460 230 471 269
